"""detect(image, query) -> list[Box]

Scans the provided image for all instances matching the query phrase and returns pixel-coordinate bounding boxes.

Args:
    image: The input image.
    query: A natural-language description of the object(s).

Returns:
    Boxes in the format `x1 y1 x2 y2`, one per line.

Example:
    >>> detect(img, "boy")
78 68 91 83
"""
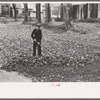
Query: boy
31 24 42 56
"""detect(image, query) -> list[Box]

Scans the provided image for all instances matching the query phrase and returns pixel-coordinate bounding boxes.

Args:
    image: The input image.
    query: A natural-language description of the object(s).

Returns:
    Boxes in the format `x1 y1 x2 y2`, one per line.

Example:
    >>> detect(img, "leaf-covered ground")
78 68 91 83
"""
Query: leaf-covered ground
1 21 100 82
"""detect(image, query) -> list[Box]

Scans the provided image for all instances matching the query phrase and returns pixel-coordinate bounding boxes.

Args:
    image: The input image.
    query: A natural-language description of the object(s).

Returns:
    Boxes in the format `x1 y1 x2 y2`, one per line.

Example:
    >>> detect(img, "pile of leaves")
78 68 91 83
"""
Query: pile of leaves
42 21 100 37
43 23 72 33
79 18 100 23
1 22 100 82
1 38 100 82
70 22 100 34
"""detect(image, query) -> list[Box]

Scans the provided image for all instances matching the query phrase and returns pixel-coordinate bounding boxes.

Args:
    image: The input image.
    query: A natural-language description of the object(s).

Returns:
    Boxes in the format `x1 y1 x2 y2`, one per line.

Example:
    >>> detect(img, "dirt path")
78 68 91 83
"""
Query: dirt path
0 70 33 82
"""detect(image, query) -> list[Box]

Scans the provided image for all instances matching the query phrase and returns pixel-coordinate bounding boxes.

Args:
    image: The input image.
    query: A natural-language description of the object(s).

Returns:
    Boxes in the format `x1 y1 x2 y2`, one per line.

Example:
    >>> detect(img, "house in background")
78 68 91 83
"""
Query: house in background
0 3 11 17
0 3 23 17
1 3 100 21
71 3 99 20
0 3 36 18
62 3 100 21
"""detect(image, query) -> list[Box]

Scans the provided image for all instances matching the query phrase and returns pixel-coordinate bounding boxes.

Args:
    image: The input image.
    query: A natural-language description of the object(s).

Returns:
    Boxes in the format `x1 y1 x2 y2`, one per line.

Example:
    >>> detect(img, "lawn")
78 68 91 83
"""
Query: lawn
0 21 100 82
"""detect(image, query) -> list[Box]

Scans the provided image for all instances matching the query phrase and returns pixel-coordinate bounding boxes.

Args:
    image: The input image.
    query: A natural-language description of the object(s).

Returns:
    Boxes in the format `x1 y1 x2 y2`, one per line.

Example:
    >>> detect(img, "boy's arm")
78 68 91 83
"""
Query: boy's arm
31 29 35 40
41 30 42 40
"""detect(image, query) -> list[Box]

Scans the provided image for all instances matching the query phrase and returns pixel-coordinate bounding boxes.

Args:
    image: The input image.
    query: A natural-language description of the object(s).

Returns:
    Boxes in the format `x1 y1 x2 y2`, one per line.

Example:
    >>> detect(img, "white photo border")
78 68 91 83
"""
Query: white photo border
0 0 100 98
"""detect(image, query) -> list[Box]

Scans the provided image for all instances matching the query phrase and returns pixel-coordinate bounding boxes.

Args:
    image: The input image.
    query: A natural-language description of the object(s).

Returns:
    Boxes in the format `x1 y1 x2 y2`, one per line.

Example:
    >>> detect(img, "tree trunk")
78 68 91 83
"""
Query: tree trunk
64 4 72 30
36 3 41 23
45 3 51 23
65 4 71 25
12 3 17 21
24 3 28 22
60 4 63 20
9 7 11 17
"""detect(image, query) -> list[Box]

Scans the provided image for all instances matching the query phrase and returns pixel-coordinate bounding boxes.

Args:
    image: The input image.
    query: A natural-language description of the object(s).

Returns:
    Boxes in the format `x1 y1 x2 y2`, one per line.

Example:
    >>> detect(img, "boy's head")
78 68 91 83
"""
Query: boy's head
37 25 41 29
37 23 41 29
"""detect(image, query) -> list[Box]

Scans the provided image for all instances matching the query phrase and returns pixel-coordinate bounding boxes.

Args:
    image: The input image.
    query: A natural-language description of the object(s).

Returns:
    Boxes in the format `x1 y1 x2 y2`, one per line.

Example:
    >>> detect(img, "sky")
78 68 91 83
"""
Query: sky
15 3 60 9
12 3 87 10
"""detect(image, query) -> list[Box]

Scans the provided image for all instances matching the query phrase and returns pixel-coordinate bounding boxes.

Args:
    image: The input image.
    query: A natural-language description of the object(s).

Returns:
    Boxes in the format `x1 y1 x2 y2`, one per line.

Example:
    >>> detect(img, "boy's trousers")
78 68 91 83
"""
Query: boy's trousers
33 41 41 56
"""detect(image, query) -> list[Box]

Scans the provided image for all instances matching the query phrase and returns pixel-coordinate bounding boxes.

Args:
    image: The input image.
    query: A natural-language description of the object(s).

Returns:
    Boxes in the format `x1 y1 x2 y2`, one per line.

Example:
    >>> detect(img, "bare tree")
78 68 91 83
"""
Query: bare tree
36 3 41 23
24 3 28 22
12 3 17 21
45 3 51 23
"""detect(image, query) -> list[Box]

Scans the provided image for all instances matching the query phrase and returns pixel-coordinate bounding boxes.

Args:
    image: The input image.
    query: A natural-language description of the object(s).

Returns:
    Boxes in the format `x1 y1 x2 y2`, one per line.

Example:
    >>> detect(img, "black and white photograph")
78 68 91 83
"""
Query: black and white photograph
0 2 100 82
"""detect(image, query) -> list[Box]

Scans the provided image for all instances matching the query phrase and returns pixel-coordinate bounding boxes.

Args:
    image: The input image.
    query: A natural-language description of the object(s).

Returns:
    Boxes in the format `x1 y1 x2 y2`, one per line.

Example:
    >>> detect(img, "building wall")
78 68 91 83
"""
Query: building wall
62 3 100 21
90 4 98 18
98 4 100 18
72 5 79 19
79 3 99 20
0 4 2 15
